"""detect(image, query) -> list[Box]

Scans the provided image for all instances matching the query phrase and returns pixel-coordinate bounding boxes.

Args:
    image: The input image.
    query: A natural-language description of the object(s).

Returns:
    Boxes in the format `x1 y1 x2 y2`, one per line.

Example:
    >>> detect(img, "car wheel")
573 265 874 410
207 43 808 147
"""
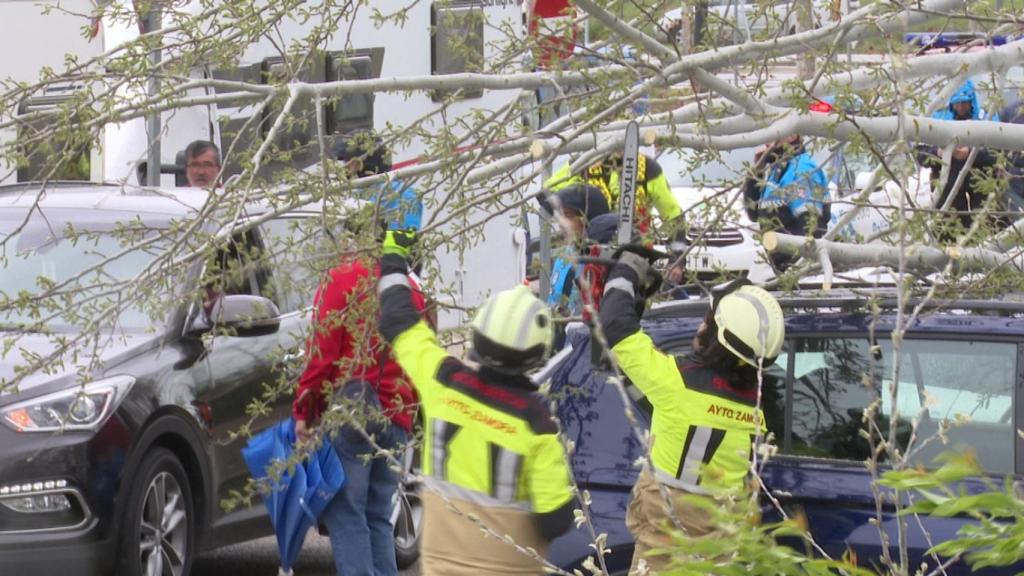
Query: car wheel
118 447 195 576
392 439 423 569
392 476 423 569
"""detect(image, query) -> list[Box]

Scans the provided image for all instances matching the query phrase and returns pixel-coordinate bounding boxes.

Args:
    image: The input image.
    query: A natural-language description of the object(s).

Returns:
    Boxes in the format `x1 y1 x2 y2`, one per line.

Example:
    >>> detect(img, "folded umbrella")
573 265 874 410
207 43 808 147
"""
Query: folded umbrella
242 418 345 574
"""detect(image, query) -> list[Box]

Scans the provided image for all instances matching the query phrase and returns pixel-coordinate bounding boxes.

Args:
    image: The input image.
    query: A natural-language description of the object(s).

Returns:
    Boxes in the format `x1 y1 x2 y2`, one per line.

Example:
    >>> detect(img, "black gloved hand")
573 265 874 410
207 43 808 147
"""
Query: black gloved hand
613 244 666 300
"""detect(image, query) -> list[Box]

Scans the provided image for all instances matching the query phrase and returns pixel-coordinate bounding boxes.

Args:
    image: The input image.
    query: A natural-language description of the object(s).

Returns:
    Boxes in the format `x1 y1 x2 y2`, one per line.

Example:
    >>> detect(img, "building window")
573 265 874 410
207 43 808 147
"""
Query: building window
211 49 384 175
16 90 91 182
431 2 485 102
261 55 326 151
327 48 384 135
210 63 263 177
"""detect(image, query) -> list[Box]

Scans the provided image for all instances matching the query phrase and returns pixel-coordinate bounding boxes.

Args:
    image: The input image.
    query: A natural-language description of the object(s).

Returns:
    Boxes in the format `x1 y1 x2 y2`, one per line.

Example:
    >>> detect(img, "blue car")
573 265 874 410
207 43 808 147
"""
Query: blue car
547 292 1023 575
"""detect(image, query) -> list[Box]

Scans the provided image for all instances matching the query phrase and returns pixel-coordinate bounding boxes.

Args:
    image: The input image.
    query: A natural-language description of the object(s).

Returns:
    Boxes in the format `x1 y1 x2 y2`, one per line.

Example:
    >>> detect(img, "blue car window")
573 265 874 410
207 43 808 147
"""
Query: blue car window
785 337 1016 474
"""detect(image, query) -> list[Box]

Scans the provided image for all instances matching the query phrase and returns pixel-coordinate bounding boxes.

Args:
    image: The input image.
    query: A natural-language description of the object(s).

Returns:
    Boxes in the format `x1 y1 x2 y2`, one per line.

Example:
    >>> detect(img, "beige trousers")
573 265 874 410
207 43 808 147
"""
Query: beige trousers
626 471 718 575
420 491 550 576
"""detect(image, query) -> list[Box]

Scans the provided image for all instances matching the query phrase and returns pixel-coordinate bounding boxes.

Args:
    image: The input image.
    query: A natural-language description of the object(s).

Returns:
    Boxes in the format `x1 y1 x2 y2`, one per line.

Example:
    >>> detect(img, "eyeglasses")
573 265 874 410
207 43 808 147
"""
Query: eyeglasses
187 162 220 170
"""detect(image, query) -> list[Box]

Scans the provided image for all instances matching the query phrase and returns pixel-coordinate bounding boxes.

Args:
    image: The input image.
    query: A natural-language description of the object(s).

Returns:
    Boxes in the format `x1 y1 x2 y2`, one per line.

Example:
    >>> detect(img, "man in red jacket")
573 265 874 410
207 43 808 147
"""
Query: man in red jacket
294 254 426 576
293 133 426 576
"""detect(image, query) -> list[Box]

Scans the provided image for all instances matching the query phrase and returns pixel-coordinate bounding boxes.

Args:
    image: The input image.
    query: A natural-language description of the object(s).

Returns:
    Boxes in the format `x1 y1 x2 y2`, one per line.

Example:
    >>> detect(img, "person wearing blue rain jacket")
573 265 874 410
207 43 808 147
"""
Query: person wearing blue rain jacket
917 80 1004 237
333 131 423 232
743 133 830 270
931 79 986 121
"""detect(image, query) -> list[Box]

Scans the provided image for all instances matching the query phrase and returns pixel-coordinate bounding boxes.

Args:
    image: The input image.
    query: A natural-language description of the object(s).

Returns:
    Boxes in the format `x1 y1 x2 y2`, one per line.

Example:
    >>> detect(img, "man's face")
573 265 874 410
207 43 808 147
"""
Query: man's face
186 149 220 187
561 208 585 240
952 101 973 120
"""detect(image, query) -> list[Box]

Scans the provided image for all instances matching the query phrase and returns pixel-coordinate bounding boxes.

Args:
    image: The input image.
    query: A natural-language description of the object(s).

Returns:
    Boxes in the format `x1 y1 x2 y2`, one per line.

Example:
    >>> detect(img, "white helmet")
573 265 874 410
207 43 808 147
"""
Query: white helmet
470 285 554 374
712 282 785 366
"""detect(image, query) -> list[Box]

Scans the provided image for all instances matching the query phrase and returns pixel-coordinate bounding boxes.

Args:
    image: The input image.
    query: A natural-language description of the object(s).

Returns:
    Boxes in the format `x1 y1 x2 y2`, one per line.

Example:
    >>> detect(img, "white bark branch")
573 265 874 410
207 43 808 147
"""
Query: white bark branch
574 0 678 63
763 231 1024 274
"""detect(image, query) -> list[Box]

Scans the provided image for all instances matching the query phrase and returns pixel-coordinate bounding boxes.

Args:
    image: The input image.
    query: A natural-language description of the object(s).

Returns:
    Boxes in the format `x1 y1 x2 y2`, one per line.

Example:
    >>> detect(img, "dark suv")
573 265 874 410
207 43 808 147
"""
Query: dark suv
0 183 422 575
546 291 1024 575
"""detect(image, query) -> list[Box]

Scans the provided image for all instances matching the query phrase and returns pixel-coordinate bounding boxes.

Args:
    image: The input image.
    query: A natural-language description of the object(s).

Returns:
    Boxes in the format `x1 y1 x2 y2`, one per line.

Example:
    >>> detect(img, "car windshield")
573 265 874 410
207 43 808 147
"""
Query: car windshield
0 208 179 332
658 147 758 188
658 145 840 188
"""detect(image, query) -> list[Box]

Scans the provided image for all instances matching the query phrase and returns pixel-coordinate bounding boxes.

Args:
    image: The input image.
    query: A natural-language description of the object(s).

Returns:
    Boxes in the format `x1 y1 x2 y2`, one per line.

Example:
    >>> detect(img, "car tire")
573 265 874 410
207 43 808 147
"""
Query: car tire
117 447 195 576
392 476 423 569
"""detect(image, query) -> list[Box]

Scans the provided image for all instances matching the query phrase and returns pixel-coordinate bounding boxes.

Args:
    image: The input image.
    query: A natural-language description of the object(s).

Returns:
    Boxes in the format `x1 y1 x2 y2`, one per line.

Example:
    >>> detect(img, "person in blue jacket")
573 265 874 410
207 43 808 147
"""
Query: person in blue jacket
333 131 422 231
917 80 1004 238
539 184 611 316
742 133 830 271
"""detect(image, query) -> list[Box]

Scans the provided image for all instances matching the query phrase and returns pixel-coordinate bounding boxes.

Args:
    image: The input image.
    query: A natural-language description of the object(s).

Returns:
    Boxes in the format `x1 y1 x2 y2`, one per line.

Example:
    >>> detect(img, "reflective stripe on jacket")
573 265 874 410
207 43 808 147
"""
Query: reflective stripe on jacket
610 331 765 494
377 254 575 553
598 265 764 495
385 320 572 512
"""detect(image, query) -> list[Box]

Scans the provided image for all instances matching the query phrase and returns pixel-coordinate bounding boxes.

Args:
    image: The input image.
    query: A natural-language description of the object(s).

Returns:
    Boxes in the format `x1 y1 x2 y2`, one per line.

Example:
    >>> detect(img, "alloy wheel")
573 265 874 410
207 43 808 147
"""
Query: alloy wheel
393 480 423 550
138 471 189 576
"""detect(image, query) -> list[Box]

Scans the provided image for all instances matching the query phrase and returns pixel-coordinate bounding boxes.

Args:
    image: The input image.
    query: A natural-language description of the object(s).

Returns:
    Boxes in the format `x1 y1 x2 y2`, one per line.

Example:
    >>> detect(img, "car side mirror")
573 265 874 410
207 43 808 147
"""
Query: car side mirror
189 294 281 337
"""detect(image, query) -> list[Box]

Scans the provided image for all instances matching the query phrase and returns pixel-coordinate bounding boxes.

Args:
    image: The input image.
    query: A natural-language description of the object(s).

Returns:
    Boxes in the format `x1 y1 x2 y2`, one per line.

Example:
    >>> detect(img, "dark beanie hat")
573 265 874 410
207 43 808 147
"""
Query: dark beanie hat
539 183 610 222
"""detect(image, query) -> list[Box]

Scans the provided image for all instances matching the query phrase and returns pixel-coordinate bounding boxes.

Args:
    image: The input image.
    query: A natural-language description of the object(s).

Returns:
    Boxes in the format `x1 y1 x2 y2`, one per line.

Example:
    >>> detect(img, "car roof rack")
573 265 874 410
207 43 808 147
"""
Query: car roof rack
645 290 1024 320
0 181 181 197
0 180 116 196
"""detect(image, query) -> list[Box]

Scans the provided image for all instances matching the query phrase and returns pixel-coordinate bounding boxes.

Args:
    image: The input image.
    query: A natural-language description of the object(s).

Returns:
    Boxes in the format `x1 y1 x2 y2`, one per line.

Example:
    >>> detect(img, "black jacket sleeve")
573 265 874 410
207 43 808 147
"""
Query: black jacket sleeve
378 254 421 343
742 174 762 222
598 264 642 349
536 500 575 541
917 144 940 169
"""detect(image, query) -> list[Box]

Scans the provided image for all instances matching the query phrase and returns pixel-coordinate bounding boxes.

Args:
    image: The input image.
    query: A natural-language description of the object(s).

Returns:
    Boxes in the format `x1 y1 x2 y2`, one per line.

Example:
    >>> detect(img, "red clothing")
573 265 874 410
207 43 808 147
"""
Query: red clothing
293 258 424 432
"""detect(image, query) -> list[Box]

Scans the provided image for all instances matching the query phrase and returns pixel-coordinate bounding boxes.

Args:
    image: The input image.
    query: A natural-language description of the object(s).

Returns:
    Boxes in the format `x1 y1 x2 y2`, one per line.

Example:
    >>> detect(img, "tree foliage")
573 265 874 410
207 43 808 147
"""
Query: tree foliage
3 0 1024 574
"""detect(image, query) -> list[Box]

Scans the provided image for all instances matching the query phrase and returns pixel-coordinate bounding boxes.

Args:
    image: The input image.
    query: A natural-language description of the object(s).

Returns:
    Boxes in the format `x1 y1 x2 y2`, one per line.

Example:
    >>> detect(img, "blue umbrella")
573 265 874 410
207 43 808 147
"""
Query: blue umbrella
241 418 345 573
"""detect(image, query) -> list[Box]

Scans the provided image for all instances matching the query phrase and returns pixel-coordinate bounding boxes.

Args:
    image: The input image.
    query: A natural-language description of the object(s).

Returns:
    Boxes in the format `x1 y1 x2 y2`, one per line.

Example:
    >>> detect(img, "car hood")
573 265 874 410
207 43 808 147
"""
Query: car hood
0 330 159 399
670 185 751 228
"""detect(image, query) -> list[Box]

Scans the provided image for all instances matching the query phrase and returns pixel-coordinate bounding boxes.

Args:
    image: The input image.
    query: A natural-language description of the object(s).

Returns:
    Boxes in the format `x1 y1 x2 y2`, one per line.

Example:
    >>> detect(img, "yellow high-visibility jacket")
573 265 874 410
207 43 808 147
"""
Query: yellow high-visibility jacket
376 254 575 574
598 266 764 494
544 156 682 226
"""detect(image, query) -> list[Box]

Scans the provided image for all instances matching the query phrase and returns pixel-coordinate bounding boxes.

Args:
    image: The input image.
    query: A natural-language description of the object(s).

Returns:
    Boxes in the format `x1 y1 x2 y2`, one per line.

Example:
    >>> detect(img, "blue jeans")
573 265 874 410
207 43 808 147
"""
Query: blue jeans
323 421 406 576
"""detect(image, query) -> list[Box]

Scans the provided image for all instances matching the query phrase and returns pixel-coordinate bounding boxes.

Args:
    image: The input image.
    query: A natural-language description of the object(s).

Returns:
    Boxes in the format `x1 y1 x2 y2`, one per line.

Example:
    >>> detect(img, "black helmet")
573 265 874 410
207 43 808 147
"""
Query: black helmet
585 212 618 244
332 130 391 176
538 184 610 221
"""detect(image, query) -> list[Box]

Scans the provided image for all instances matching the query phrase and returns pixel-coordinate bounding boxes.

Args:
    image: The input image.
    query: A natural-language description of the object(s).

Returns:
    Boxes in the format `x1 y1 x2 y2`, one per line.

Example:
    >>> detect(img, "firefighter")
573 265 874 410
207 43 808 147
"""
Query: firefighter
545 154 687 283
598 249 785 574
545 153 682 234
376 230 575 575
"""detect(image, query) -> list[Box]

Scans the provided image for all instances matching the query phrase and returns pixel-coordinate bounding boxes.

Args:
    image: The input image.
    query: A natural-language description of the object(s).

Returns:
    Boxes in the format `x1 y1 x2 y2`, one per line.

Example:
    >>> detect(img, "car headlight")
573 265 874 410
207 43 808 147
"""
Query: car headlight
1 375 135 433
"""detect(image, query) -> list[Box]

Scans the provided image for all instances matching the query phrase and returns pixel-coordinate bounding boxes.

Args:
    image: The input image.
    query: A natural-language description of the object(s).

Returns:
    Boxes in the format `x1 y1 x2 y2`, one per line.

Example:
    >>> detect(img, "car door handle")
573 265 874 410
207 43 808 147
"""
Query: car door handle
283 350 305 364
